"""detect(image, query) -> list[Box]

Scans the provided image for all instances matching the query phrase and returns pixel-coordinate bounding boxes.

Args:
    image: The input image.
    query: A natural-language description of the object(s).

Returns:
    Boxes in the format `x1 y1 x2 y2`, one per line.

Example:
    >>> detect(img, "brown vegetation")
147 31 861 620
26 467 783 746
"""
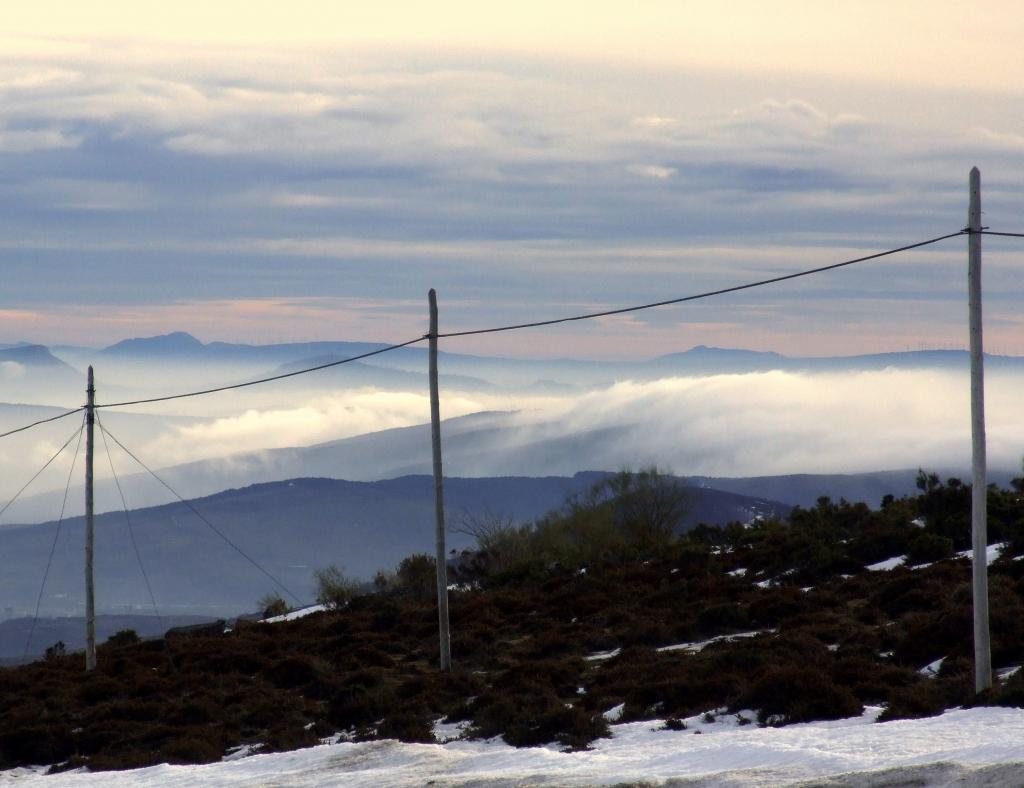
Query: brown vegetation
0 471 1023 773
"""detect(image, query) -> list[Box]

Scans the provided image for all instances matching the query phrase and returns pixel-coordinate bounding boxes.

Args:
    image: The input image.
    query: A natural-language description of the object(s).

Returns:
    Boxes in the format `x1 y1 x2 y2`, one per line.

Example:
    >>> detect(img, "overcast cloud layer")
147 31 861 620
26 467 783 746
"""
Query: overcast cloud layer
1 26 1023 357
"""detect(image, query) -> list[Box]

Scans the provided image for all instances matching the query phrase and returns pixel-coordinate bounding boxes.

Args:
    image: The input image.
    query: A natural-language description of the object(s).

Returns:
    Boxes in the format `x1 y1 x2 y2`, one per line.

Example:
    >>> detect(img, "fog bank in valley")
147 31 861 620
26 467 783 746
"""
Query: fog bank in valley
5 365 1021 523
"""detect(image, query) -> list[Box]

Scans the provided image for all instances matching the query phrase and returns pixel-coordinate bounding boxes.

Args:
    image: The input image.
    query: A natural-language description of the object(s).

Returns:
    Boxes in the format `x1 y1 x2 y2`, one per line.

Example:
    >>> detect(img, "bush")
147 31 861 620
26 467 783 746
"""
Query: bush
905 533 955 565
313 565 361 609
106 629 140 647
738 666 862 725
472 690 609 749
258 593 291 618
376 708 437 743
395 554 437 601
878 680 947 721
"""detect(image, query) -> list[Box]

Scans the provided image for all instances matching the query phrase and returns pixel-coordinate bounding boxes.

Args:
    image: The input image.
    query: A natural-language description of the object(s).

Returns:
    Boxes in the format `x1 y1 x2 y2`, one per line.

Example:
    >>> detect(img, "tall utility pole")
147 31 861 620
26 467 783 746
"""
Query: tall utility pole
84 366 97 671
968 166 991 692
428 289 452 671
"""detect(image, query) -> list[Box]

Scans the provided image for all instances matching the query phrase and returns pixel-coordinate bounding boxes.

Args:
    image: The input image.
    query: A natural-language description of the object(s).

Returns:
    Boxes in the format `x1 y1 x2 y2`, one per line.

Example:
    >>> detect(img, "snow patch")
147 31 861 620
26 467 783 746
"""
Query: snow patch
955 542 1006 565
920 657 945 678
260 604 326 624
866 555 906 572
656 630 773 654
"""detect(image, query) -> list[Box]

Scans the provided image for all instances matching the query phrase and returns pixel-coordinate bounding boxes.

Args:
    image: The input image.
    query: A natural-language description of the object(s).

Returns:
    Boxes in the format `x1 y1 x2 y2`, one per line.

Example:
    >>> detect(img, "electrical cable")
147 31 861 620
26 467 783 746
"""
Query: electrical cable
436 231 967 338
2 228 990 423
96 412 161 621
95 337 427 409
97 421 306 606
979 230 1024 238
22 414 86 661
0 420 86 521
0 407 85 441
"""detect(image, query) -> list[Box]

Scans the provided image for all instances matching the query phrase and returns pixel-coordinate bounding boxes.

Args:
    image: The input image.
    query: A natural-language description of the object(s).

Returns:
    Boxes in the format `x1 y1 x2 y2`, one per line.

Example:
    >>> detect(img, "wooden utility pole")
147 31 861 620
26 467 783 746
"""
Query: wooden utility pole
84 366 97 671
428 289 452 671
968 166 991 692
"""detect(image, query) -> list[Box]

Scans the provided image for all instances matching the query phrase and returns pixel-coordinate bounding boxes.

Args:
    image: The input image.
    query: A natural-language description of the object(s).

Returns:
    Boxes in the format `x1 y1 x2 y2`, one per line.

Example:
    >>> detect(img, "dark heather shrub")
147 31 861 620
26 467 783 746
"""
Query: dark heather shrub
376 708 437 743
106 629 141 647
739 666 862 726
905 533 955 565
878 680 947 721
158 735 225 764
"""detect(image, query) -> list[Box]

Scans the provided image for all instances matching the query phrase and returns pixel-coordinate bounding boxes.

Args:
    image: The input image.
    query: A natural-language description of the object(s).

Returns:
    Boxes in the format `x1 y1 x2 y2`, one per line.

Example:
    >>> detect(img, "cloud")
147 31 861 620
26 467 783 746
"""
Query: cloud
508 369 1024 477
0 125 81 152
0 41 1022 358
135 388 563 467
0 361 26 379
628 164 676 180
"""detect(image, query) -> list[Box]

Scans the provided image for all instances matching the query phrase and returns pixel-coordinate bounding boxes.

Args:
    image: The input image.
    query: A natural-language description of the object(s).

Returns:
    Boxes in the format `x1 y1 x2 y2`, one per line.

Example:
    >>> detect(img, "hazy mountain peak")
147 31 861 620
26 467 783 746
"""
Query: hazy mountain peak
0 344 74 368
101 332 204 355
685 345 785 358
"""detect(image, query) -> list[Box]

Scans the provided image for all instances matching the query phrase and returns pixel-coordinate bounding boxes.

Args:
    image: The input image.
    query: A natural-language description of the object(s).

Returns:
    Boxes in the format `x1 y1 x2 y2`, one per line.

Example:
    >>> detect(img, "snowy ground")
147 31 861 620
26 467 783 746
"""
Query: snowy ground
4 706 1024 786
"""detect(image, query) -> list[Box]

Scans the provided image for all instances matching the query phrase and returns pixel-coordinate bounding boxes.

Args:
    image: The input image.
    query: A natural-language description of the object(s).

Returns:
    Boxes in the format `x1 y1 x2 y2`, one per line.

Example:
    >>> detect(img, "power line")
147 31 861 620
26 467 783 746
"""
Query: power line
23 415 86 661
96 412 160 621
980 230 1024 238
436 231 966 338
0 228 989 422
97 421 306 606
95 337 427 410
0 407 85 441
0 419 86 522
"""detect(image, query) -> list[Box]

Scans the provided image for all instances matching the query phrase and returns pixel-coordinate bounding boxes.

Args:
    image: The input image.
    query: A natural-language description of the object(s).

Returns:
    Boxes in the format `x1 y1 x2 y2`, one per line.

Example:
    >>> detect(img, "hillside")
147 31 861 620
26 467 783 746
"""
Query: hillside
1 473 1023 775
0 474 789 622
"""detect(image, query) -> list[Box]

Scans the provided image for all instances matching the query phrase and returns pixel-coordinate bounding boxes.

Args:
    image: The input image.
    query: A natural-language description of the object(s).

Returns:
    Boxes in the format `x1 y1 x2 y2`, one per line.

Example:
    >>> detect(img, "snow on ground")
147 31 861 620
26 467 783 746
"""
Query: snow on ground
585 630 772 662
655 630 772 654
920 657 945 677
865 555 906 572
5 707 1024 787
956 542 1007 565
260 605 327 624
866 542 1008 573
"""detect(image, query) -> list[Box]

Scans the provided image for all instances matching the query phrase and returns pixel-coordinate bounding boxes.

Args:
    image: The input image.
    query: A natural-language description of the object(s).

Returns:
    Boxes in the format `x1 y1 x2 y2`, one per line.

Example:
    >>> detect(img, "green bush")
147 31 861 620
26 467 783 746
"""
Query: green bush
313 565 361 609
905 533 955 565
106 629 141 647
395 554 437 601
258 593 291 618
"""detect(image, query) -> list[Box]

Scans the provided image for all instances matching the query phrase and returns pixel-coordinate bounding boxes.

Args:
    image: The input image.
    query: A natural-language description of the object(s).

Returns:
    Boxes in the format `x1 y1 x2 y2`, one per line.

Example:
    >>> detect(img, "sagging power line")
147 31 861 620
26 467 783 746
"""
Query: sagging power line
0 226 1007 438
436 230 968 338
97 412 161 621
23 416 87 661
97 419 306 608
0 407 85 441
2 179 1021 674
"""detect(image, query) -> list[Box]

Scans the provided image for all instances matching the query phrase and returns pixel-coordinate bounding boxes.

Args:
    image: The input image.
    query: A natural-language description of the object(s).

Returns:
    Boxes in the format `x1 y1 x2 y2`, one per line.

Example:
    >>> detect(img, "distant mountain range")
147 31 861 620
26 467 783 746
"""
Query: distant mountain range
26 331 1024 398
0 473 788 622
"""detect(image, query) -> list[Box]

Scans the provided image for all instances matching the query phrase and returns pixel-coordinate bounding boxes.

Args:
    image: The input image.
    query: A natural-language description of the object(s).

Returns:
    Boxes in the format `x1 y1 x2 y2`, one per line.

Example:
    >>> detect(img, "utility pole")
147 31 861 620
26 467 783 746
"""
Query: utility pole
968 166 991 692
84 366 97 671
428 289 452 671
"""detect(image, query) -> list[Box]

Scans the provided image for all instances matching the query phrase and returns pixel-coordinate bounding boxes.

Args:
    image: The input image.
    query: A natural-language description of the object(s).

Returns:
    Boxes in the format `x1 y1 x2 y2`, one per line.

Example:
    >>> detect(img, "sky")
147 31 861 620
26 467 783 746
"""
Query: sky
2 2 1024 358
